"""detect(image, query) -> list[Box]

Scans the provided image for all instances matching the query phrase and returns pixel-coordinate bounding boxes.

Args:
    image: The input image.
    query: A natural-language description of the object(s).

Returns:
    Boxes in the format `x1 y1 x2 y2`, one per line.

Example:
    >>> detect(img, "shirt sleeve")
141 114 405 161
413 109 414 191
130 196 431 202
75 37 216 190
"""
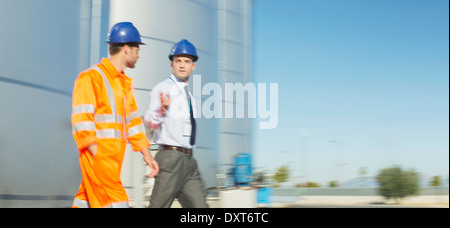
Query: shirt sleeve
143 84 166 130
71 70 99 150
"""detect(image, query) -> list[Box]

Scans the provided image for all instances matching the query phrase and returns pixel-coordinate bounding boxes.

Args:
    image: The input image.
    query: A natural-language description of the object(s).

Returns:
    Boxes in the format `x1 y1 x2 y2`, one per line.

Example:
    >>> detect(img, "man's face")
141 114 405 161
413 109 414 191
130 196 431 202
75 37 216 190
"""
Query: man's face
125 45 140 69
171 55 196 82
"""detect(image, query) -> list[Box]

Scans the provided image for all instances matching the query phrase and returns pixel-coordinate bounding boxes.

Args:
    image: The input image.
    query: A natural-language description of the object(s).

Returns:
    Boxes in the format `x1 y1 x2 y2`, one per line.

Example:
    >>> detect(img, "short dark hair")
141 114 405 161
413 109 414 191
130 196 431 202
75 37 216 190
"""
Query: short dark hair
170 54 196 63
109 42 140 55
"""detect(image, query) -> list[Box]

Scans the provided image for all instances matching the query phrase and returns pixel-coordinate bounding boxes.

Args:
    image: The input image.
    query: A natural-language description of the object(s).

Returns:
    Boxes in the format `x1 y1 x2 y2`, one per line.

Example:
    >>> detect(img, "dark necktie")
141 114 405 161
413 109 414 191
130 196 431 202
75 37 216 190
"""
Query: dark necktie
184 85 196 145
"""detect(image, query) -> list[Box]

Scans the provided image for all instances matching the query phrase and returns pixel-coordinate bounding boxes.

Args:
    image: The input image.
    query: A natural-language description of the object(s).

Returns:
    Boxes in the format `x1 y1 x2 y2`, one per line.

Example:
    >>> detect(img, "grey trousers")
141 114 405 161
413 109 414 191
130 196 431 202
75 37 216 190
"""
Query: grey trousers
149 149 208 208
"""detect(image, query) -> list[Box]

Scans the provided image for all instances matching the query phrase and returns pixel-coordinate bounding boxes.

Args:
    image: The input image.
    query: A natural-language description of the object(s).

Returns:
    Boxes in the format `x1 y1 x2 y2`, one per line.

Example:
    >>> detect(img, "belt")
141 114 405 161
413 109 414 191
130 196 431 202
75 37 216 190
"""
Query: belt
160 145 193 156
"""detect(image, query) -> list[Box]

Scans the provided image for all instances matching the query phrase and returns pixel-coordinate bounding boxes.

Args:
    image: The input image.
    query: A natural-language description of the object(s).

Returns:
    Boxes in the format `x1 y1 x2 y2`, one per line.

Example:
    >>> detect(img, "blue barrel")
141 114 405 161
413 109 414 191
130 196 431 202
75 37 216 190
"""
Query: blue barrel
234 153 252 186
257 187 273 204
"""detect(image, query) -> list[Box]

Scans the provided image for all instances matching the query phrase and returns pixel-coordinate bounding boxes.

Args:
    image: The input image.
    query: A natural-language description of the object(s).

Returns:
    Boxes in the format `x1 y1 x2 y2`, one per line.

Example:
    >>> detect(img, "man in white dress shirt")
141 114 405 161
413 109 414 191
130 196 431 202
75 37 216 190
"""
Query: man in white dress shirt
144 39 207 208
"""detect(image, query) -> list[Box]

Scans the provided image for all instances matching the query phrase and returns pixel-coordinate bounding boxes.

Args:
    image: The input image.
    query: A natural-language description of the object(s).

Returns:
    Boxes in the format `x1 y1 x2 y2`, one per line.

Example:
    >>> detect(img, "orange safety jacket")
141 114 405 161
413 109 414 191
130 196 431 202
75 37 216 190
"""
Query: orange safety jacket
71 58 149 208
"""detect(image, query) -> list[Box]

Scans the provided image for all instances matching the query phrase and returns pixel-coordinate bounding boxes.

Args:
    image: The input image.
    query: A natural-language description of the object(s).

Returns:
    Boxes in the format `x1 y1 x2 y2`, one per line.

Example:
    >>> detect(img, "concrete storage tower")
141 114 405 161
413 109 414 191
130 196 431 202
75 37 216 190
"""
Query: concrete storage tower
109 0 253 207
0 0 252 207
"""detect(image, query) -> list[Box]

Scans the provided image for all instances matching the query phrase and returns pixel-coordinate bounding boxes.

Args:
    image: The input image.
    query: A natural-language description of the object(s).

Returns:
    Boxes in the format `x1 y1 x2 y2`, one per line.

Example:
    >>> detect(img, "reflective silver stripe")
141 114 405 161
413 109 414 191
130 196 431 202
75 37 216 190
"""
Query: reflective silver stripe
92 66 116 115
72 104 95 115
96 129 122 139
73 198 90 208
103 201 129 208
127 124 145 137
95 114 123 123
72 122 96 133
126 111 140 124
91 66 125 140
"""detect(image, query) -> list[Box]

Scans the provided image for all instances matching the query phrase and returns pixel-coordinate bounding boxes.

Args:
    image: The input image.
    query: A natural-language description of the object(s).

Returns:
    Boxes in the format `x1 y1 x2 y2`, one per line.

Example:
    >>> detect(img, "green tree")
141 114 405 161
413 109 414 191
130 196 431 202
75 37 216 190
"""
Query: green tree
328 181 339 188
430 176 442 187
295 182 321 188
376 166 419 203
274 166 289 185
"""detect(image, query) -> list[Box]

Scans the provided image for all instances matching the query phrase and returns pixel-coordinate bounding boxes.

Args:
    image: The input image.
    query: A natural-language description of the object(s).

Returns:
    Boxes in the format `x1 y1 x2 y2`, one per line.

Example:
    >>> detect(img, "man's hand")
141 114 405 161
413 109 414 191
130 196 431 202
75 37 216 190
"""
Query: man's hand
146 157 159 178
160 92 170 114
87 144 98 157
141 148 159 178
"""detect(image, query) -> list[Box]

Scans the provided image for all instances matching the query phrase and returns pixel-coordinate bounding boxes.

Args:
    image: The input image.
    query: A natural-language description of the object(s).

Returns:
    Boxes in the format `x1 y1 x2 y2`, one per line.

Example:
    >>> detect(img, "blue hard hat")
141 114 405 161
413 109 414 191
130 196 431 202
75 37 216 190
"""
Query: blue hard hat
169 39 198 62
106 22 145 45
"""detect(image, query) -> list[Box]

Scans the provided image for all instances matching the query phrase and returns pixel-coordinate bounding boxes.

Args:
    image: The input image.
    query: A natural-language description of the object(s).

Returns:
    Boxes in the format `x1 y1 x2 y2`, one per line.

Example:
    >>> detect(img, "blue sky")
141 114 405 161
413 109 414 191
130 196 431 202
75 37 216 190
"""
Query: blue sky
252 0 449 185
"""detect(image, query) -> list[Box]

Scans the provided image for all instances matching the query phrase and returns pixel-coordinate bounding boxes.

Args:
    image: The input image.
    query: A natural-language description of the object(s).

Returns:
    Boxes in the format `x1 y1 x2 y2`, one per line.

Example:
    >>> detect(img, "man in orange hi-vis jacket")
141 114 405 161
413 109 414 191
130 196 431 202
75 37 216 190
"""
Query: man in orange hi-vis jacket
71 22 159 208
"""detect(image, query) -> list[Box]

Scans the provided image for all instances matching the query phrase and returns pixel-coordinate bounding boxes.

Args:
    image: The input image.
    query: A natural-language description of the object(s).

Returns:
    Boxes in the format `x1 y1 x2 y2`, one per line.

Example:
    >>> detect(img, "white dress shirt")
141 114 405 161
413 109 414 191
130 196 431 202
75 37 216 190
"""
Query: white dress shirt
144 74 196 149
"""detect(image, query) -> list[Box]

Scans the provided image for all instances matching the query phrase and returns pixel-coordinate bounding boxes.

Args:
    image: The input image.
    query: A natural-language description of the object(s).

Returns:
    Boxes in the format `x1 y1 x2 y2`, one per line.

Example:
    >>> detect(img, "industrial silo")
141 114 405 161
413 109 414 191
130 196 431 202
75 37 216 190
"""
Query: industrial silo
107 0 253 207
0 0 87 207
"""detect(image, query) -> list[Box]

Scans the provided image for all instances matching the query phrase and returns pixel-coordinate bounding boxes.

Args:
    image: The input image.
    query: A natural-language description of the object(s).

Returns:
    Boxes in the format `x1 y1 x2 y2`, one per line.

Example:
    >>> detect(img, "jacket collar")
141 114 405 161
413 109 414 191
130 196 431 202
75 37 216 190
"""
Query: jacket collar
101 57 129 79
